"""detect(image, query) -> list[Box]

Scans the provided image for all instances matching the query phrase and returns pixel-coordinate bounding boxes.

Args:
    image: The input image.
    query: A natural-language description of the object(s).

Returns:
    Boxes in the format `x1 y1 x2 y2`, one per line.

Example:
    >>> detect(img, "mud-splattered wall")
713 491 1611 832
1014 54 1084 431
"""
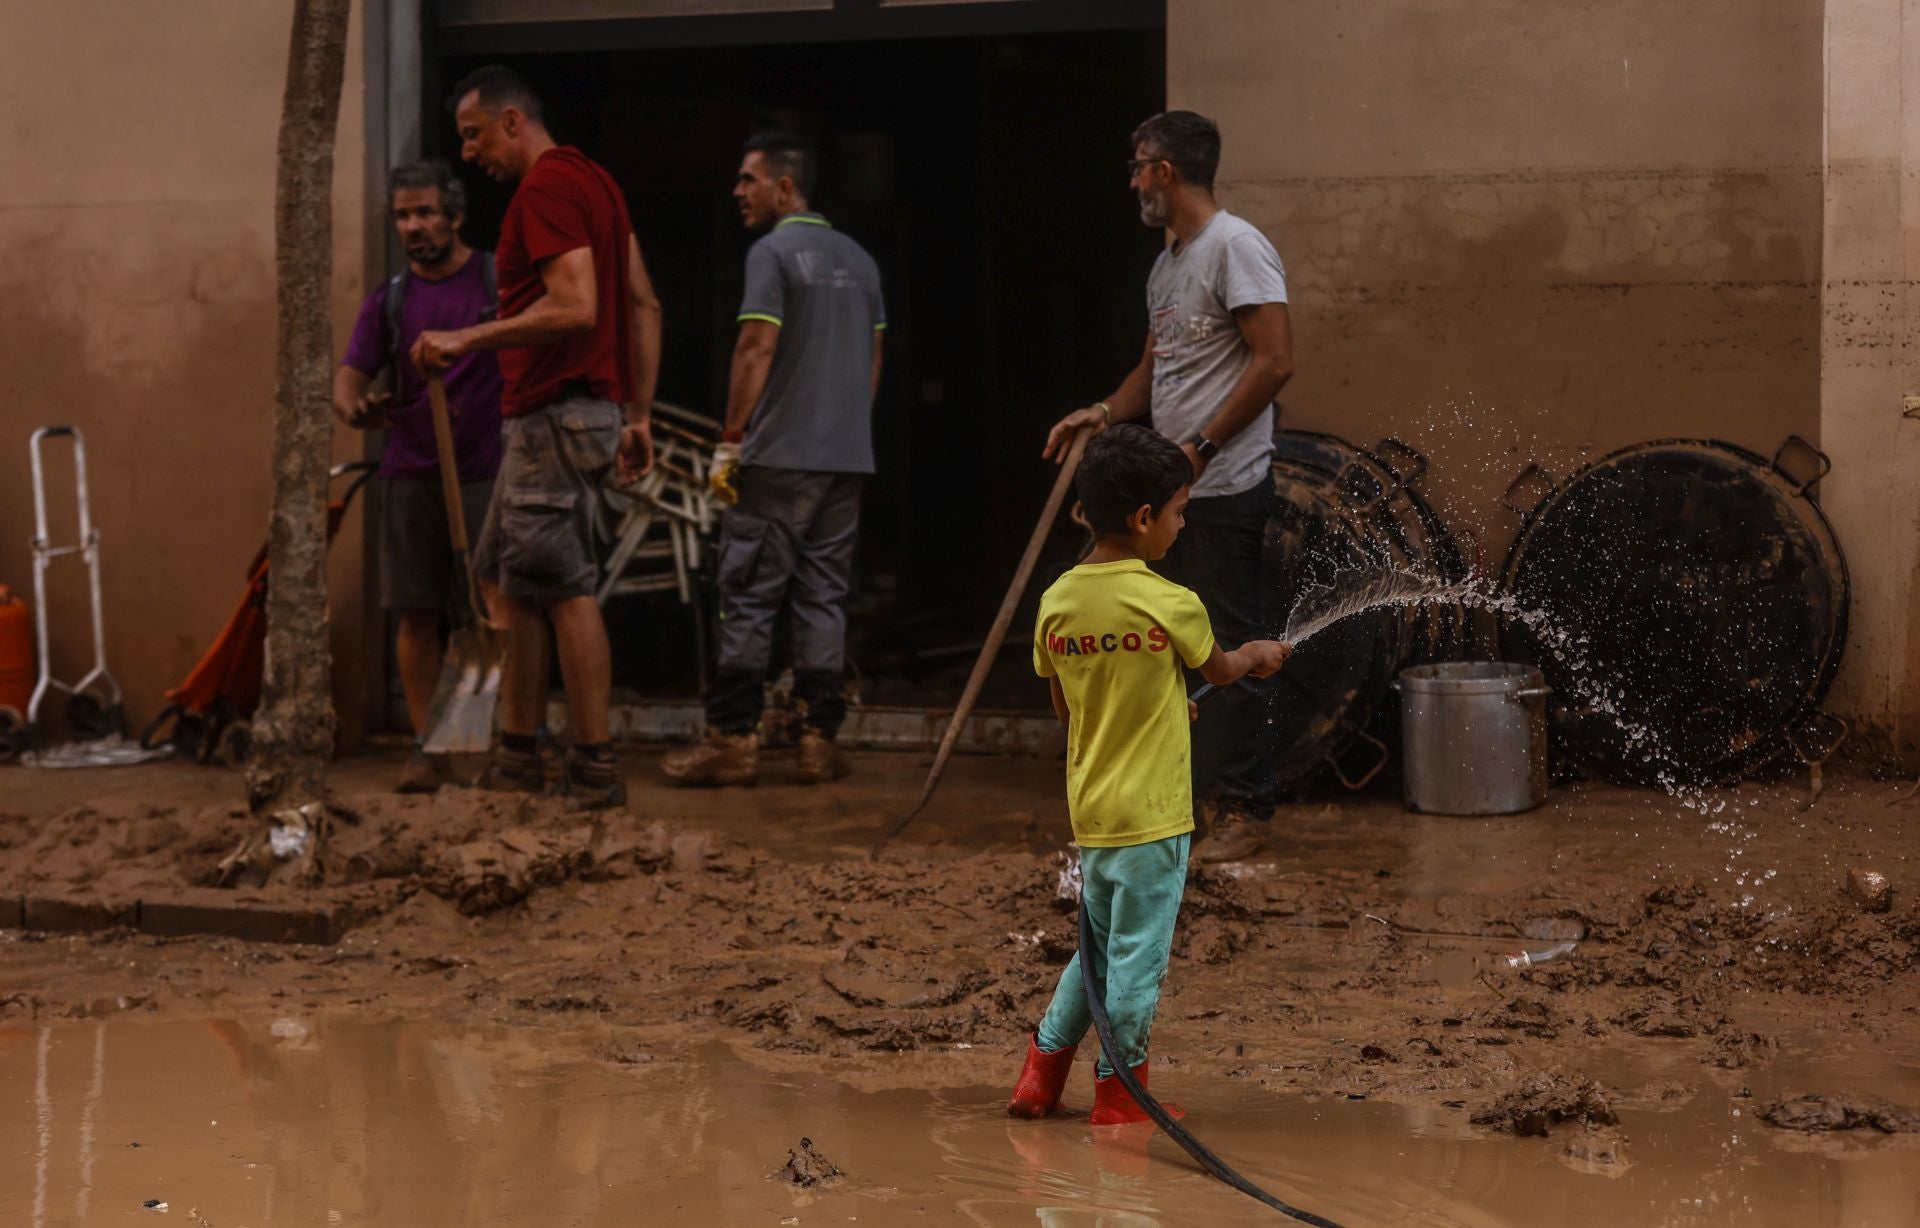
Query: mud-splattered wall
1818 0 1920 767
1168 0 1823 549
0 3 369 743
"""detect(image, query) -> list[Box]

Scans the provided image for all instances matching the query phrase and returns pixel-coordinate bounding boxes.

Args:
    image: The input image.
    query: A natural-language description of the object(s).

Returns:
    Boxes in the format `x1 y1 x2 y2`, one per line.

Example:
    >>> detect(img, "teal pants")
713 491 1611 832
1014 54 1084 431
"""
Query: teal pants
1036 833 1190 1077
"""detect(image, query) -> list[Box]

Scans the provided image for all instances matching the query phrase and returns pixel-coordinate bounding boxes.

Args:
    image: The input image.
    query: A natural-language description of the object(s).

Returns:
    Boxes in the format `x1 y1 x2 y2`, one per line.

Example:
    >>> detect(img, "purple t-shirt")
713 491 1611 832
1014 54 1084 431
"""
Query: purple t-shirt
342 253 504 482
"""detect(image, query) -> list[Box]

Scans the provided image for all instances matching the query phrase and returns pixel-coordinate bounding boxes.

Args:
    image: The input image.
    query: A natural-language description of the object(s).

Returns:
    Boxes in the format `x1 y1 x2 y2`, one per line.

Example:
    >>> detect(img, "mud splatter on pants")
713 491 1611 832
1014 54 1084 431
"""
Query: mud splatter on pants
1036 833 1190 1075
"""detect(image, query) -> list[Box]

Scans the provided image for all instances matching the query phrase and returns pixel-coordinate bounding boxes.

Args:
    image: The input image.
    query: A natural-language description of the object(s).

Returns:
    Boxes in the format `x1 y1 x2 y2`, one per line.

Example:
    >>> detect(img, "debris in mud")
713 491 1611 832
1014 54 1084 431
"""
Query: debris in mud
777 1137 845 1187
1760 1093 1920 1133
1471 1071 1619 1137
426 826 591 915
1613 991 1726 1038
1846 867 1892 913
1704 1030 1777 1069
1502 940 1577 970
1471 996 1565 1040
1562 1125 1632 1173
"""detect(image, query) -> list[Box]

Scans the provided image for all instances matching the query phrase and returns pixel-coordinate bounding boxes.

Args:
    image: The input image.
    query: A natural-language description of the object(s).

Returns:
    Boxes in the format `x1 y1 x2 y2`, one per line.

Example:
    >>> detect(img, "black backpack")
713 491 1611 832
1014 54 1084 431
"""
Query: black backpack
380 250 497 381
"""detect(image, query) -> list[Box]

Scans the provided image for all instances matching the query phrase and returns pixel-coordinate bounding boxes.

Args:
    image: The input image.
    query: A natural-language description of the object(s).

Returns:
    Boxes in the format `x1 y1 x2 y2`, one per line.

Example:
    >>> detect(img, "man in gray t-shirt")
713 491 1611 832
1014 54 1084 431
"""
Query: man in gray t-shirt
664 130 886 790
1044 110 1296 864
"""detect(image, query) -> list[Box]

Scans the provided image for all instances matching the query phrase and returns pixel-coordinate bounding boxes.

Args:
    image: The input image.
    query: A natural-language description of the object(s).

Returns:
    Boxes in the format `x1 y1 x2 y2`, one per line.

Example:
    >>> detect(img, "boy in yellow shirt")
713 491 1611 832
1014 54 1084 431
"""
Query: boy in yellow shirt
1007 424 1290 1124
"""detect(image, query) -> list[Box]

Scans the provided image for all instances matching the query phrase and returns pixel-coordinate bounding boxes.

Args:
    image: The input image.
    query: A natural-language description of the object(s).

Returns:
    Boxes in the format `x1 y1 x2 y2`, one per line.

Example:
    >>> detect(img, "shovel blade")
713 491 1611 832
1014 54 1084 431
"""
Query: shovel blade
422 627 506 755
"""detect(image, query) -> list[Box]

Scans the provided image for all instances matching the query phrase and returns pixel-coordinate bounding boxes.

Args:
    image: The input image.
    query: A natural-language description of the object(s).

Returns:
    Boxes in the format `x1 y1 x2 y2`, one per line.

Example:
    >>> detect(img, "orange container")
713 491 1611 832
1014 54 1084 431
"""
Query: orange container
0 585 32 715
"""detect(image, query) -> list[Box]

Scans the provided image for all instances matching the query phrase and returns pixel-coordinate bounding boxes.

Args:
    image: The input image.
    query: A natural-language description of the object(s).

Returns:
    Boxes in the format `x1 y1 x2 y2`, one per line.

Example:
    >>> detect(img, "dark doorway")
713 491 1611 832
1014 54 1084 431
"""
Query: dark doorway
432 26 1165 708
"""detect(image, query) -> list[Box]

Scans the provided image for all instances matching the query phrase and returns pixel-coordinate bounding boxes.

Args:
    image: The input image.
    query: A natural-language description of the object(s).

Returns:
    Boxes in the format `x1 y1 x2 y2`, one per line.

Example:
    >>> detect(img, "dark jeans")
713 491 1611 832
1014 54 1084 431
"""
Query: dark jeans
1151 475 1277 818
706 467 863 738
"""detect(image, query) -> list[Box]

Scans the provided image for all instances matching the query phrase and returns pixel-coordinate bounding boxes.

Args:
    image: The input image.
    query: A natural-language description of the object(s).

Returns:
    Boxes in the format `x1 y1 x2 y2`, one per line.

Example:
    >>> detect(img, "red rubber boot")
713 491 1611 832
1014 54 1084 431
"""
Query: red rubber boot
1090 1060 1185 1125
1007 1035 1078 1118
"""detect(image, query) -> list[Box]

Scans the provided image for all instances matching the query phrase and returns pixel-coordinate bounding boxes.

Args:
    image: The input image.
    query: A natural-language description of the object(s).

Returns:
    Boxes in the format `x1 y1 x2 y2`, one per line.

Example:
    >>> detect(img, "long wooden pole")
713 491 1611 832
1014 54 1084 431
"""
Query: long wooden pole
870 427 1091 859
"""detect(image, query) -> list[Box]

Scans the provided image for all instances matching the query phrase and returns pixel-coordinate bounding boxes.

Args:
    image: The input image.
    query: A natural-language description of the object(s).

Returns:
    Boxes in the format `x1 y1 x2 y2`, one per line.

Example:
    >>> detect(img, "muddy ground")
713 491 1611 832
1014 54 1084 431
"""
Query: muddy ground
2 744 1917 1177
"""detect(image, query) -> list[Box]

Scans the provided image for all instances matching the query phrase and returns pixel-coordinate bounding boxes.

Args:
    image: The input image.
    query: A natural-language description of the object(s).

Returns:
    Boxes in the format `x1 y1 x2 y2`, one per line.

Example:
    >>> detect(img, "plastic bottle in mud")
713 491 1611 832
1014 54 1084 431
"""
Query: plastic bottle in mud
1503 941 1577 969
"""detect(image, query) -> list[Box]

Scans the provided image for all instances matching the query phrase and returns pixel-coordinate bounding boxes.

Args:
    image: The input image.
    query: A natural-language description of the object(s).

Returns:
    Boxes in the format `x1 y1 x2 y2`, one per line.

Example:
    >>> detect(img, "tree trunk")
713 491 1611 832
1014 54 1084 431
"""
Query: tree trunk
246 0 352 817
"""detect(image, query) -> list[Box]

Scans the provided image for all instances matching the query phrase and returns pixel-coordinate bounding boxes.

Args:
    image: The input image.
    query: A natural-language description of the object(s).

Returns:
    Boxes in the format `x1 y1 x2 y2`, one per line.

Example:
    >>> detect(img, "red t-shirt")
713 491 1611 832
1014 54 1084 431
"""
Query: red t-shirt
495 146 635 417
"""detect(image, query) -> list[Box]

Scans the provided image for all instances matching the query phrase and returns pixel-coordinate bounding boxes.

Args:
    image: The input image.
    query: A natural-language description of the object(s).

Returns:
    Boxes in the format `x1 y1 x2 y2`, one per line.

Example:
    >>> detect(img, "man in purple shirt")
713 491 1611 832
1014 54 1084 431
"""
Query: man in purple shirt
334 160 504 793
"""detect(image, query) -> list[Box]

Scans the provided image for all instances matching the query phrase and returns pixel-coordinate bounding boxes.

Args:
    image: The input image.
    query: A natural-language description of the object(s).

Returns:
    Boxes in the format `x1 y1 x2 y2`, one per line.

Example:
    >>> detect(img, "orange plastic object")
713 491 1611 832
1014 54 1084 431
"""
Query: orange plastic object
0 585 30 715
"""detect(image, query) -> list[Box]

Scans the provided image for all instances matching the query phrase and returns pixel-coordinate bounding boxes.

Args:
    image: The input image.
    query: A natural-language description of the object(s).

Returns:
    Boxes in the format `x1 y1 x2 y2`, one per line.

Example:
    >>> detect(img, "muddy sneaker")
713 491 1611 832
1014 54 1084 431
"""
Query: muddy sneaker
1193 810 1270 864
795 730 849 785
395 746 454 794
554 747 627 813
660 731 759 787
477 742 546 793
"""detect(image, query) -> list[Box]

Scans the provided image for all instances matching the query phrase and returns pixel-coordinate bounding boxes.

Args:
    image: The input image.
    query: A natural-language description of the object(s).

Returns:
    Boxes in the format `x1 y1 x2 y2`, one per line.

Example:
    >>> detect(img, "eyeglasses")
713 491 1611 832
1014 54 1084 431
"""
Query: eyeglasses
1127 157 1169 176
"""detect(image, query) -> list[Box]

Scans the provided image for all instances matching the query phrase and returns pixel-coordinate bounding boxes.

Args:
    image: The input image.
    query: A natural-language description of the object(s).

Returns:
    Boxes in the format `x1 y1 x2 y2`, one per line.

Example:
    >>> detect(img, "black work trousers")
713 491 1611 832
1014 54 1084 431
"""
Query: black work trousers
1151 475 1277 818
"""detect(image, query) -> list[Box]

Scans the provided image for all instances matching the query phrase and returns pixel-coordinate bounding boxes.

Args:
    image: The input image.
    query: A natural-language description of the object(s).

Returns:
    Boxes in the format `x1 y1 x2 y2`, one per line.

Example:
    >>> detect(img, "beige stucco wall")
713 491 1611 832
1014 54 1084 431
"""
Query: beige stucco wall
0 1 369 747
1819 0 1920 765
1167 1 1920 761
1169 0 1824 534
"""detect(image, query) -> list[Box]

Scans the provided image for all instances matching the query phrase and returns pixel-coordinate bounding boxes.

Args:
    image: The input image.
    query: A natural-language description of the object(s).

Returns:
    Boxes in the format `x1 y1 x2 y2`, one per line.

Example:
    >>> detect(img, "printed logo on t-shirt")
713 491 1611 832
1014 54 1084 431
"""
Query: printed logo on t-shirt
1044 627 1170 657
1151 303 1178 360
796 250 858 289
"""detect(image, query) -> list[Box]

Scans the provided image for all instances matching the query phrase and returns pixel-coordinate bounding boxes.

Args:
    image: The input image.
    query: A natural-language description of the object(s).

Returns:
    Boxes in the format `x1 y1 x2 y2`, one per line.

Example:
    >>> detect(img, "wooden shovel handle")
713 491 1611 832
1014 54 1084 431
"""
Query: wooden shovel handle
427 374 469 555
870 424 1093 859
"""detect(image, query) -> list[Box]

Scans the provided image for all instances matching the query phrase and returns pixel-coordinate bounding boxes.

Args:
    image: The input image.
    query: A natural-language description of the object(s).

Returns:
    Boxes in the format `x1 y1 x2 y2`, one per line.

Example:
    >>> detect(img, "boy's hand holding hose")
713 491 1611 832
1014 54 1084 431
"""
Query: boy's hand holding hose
1198 638 1291 688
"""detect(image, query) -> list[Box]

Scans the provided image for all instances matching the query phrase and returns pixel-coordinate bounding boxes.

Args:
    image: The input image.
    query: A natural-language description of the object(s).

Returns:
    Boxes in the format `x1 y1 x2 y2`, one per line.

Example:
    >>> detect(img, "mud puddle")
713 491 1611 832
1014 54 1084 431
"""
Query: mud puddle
4 1017 1917 1226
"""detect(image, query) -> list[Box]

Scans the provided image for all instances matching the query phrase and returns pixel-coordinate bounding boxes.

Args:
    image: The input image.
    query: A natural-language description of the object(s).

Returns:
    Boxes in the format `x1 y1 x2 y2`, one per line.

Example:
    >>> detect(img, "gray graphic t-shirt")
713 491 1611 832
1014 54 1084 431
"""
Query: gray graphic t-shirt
1145 210 1289 497
736 213 886 473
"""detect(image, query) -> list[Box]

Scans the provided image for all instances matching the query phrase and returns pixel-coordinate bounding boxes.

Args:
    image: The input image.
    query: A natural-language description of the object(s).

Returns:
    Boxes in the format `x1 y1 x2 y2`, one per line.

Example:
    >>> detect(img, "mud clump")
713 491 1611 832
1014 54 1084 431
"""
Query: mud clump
1472 1071 1619 1137
1846 867 1892 913
1562 1125 1632 1172
427 827 591 916
776 1137 845 1187
1704 1030 1777 1069
1612 991 1726 1039
1760 1093 1920 1133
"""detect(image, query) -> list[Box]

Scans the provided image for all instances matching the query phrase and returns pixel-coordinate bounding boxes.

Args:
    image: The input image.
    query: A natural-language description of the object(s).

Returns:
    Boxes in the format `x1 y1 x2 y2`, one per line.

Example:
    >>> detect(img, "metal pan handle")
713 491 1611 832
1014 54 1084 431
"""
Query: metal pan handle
1502 462 1559 516
1771 435 1831 496
1327 725 1390 790
1372 436 1429 487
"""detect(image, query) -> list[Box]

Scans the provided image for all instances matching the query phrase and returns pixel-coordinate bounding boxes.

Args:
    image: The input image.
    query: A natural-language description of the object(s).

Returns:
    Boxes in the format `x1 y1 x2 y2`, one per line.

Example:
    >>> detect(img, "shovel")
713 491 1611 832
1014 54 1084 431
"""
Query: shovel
870 425 1092 859
421 372 507 754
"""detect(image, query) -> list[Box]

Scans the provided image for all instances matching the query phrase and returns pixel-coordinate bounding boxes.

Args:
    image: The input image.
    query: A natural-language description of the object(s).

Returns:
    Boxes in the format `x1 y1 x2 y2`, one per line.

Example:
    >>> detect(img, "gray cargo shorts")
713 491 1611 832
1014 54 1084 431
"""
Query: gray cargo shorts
473 396 622 602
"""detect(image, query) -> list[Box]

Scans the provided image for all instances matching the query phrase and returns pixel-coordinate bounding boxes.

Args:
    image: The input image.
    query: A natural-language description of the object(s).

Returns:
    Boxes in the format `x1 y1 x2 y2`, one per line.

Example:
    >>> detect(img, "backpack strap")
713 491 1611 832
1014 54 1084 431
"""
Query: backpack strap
381 267 411 382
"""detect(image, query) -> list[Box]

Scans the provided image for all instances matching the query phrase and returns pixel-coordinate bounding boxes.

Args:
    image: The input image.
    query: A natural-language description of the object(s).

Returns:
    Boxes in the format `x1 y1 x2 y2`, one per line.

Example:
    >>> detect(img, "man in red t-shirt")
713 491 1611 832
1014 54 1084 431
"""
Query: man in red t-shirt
412 65 662 812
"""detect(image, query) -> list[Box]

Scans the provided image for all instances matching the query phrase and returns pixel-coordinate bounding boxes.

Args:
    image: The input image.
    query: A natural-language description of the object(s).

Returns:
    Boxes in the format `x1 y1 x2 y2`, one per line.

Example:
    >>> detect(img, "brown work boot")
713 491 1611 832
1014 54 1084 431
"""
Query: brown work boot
795 730 849 785
1193 807 1270 864
660 731 759 787
395 746 455 794
554 746 627 813
477 741 546 793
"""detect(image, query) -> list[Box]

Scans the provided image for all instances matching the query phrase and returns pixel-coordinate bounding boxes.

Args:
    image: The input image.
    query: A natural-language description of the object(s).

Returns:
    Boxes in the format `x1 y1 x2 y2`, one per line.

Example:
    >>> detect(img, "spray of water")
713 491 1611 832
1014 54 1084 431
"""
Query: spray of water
1279 566 1725 813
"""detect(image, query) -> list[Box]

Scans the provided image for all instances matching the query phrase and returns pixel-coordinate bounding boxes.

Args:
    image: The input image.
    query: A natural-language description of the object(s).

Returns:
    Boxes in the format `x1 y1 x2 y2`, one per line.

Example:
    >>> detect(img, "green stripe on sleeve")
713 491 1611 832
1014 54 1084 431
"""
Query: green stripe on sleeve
737 313 783 326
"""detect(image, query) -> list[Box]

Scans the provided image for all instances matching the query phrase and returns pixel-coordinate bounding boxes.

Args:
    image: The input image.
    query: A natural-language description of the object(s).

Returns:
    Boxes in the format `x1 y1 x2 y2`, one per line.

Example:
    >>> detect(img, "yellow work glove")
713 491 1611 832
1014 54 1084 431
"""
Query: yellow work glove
710 439 742 505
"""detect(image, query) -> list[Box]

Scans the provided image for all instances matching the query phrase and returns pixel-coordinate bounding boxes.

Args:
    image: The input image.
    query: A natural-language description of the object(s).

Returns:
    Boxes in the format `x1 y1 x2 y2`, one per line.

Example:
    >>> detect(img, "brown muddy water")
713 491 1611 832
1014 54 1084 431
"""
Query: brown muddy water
4 1017 1916 1227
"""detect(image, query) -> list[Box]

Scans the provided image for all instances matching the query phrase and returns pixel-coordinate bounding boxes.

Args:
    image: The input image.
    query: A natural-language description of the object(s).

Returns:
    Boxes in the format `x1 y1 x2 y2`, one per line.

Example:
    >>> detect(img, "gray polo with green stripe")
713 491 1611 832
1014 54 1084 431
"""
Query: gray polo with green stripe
736 212 887 474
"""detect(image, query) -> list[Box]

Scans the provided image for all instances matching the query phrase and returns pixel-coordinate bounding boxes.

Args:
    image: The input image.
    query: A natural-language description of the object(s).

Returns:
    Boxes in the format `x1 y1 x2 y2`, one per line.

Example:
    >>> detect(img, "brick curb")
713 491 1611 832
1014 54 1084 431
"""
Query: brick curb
4 890 348 945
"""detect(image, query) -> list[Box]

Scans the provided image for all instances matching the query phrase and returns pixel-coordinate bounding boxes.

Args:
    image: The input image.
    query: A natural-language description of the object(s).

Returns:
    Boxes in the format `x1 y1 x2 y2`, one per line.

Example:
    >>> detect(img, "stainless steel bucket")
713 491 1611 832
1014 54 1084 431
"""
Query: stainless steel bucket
1394 663 1550 815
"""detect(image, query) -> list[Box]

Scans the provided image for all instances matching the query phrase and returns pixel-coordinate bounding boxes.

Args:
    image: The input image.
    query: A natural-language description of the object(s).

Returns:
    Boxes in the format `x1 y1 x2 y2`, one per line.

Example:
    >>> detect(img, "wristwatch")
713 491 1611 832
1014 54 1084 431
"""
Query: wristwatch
1188 433 1220 461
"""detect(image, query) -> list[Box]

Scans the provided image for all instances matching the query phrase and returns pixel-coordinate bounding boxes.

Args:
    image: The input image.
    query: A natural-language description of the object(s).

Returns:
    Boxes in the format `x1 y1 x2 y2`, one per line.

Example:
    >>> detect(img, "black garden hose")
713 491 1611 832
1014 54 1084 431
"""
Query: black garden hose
1075 679 1345 1225
1077 901 1347 1226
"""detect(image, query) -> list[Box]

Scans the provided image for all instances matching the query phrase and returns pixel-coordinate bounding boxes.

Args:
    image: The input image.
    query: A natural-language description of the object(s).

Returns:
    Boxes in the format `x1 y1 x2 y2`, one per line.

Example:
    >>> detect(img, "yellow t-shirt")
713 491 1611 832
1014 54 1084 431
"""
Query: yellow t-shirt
1033 559 1216 847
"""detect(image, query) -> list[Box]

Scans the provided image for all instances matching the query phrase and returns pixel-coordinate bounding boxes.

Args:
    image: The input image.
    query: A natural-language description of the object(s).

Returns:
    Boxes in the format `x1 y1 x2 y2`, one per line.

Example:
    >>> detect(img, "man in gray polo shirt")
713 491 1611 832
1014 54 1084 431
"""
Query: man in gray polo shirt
665 130 885 788
1044 111 1295 863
